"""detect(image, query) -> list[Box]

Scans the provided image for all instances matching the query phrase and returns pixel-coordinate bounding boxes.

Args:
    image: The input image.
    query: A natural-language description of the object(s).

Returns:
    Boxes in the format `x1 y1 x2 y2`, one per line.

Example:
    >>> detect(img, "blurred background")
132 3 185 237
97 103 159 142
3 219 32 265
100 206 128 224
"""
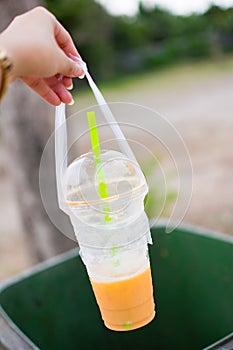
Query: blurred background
0 0 233 281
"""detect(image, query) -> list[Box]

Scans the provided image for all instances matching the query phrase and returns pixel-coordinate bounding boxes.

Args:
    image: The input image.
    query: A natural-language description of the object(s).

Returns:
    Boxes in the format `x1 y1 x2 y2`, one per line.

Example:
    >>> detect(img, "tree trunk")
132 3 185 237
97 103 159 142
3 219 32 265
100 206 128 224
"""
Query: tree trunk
0 0 76 263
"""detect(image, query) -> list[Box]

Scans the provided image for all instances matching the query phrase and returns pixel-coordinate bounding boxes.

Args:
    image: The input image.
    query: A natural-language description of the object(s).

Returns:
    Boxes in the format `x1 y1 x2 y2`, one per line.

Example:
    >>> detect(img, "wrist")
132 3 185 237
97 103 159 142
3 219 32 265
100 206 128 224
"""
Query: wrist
0 34 18 82
0 46 13 100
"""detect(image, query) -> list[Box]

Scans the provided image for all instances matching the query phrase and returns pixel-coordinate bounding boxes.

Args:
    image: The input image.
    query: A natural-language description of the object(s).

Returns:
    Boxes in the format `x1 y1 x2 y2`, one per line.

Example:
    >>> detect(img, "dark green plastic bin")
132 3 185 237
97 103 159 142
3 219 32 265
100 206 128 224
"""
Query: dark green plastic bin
0 224 232 350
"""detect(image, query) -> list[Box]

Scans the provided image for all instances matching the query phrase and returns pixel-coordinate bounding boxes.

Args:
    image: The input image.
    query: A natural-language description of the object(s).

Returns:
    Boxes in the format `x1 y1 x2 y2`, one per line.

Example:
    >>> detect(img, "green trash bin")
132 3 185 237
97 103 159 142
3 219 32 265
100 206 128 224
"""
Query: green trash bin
0 224 232 350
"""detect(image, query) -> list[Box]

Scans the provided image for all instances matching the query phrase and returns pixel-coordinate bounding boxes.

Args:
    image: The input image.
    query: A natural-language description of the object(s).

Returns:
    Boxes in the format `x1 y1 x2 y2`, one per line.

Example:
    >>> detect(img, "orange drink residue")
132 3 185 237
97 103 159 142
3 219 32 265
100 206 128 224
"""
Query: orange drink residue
90 267 155 331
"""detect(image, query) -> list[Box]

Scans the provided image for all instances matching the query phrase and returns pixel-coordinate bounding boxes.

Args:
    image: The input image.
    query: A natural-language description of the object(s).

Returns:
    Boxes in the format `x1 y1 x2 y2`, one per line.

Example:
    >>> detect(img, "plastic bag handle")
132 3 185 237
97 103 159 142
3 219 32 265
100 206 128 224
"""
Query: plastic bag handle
71 55 139 167
55 102 69 213
55 57 140 213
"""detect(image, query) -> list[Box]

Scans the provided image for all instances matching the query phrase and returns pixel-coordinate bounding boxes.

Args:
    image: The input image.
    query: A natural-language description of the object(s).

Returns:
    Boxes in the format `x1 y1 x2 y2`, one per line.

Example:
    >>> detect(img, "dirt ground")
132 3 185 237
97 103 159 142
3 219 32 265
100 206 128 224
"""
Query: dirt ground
0 58 233 282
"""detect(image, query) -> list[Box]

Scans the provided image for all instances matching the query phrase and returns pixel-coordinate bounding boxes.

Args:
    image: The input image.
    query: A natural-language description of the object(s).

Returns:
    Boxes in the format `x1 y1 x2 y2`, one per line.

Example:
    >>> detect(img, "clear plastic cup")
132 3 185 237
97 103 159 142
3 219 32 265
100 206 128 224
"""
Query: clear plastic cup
65 150 155 331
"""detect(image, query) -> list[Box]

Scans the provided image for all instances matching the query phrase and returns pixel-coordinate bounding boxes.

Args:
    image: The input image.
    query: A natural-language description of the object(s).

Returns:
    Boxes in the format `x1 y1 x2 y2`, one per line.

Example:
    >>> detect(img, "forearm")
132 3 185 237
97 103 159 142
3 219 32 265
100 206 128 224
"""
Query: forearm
0 30 25 84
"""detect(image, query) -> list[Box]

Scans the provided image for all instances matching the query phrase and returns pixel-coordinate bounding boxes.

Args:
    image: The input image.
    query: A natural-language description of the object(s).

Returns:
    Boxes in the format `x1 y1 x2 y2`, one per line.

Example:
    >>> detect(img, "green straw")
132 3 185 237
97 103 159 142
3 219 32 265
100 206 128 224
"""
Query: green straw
87 111 111 222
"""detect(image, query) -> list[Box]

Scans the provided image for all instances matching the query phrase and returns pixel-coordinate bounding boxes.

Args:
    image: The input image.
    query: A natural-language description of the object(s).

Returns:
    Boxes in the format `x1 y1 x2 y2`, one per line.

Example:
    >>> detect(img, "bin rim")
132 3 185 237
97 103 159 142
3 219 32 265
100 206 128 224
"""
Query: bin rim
203 331 233 350
0 220 232 293
152 218 233 244
0 249 79 350
0 221 232 350
0 306 40 350
0 248 79 294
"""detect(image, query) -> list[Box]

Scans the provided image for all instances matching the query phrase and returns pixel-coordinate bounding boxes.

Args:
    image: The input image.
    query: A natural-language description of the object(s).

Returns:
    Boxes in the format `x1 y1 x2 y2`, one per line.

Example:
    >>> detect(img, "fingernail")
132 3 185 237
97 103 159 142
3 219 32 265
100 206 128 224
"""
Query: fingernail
67 83 73 90
78 73 85 80
67 98 74 106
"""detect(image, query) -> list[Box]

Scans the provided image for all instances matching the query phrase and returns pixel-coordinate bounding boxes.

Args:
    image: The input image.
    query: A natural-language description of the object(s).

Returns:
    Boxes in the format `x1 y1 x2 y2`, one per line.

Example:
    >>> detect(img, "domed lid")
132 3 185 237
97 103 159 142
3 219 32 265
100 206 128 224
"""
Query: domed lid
65 150 147 205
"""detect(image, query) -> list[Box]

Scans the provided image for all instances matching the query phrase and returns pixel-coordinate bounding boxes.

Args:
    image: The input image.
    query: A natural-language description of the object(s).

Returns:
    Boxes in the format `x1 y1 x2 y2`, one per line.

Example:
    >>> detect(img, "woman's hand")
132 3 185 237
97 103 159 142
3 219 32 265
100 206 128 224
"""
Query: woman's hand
0 6 83 105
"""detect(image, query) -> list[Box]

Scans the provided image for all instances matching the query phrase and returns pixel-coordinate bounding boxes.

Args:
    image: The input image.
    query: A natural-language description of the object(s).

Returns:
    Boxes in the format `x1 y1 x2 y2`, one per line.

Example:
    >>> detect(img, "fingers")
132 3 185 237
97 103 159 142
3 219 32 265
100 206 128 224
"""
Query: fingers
56 48 84 77
54 20 84 78
55 74 73 89
54 21 79 58
21 77 61 105
62 76 73 90
20 76 74 106
44 76 74 104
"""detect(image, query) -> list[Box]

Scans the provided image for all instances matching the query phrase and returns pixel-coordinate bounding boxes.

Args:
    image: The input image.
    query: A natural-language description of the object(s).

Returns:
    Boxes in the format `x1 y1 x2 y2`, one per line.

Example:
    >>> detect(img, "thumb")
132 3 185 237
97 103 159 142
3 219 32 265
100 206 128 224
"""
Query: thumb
58 49 84 77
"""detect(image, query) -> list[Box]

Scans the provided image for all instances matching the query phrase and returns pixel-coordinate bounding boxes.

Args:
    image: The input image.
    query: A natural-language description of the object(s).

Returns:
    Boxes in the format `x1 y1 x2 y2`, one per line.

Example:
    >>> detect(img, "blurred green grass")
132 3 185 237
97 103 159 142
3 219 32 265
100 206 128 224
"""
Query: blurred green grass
71 54 233 224
73 54 233 109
